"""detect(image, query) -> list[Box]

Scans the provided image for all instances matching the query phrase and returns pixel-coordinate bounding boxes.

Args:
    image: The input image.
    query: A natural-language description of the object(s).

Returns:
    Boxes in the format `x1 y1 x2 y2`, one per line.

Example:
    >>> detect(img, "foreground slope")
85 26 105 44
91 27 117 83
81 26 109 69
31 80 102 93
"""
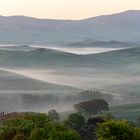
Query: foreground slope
109 103 140 122
0 70 80 95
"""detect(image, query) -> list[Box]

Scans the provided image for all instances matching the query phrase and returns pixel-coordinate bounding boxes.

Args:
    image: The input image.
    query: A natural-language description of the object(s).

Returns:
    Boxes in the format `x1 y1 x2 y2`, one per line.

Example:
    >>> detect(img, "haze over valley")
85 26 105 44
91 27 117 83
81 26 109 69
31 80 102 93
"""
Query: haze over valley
1 1 140 139
0 10 140 114
0 45 140 113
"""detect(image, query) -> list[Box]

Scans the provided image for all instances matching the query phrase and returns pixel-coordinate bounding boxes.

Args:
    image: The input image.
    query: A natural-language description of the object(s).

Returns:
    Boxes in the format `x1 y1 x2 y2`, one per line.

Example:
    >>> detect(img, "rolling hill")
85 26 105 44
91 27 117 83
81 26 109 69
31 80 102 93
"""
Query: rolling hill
0 47 139 69
0 47 140 95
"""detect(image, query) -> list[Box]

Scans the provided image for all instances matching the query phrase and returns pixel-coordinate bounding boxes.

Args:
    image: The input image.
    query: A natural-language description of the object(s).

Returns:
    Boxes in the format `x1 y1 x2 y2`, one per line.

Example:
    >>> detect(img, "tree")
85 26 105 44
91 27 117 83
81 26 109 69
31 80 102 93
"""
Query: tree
48 124 80 140
48 109 60 121
78 117 105 140
87 117 105 126
21 94 59 108
64 113 86 130
43 94 59 103
74 99 109 118
22 112 51 128
30 128 46 140
77 90 113 103
0 127 16 140
96 120 134 140
2 112 51 140
133 128 140 140
78 90 102 101
137 117 140 127
79 125 95 140
13 134 28 140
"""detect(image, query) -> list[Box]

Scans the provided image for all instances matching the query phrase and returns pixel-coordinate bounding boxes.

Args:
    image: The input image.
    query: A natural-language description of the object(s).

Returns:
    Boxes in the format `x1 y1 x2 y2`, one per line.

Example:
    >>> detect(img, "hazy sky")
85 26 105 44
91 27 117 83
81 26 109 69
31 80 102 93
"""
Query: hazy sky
0 0 140 19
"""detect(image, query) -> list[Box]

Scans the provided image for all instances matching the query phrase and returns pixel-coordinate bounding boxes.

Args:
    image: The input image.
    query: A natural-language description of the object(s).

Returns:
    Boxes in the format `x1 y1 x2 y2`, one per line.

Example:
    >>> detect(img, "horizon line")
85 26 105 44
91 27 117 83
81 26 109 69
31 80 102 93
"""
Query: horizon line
0 9 139 21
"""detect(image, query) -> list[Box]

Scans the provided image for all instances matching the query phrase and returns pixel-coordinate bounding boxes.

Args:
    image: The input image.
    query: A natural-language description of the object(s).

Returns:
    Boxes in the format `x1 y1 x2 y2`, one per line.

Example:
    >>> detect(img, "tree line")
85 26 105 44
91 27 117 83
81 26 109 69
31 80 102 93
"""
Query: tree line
0 99 140 140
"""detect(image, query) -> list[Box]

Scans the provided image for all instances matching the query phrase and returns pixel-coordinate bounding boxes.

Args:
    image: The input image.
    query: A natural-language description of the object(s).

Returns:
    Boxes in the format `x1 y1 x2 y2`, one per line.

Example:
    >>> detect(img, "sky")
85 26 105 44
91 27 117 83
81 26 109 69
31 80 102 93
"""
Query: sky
0 0 140 20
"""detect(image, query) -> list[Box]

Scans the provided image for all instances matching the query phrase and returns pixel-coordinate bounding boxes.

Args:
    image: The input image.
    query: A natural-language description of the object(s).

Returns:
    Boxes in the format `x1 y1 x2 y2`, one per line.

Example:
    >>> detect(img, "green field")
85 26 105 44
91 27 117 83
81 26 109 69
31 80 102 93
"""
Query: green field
60 103 140 123
109 103 140 122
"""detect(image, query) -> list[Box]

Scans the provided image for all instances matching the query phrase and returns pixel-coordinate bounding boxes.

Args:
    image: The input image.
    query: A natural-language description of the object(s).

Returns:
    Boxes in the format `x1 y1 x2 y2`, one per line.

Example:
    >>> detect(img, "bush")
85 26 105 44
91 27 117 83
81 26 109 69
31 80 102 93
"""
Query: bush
30 128 46 140
64 113 86 130
48 109 60 121
96 120 134 140
13 134 28 140
48 124 80 140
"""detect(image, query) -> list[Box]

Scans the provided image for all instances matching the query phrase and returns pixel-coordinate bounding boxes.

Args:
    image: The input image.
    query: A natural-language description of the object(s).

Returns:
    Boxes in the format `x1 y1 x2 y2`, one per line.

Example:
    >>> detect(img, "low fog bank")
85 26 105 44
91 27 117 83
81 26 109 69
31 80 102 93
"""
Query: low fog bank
0 67 139 114
31 45 123 54
0 90 139 114
0 44 123 54
0 46 139 113
5 68 140 94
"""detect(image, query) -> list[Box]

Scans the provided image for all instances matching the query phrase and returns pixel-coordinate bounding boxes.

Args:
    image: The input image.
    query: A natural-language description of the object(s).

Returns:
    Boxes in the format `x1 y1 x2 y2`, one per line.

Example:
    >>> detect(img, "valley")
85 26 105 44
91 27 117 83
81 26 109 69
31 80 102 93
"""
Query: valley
0 46 139 114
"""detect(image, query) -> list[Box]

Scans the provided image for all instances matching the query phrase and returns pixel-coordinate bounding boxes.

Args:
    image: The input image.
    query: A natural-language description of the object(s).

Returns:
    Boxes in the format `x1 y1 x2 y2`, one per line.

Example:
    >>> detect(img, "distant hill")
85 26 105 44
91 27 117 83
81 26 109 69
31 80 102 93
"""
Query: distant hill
66 40 138 48
1 10 140 45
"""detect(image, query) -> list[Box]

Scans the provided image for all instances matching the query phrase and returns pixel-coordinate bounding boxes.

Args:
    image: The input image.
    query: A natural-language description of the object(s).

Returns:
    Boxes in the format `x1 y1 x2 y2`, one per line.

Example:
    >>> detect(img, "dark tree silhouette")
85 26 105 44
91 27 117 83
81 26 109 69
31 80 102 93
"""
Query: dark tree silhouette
79 117 105 140
64 113 86 130
74 99 109 118
48 109 60 121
